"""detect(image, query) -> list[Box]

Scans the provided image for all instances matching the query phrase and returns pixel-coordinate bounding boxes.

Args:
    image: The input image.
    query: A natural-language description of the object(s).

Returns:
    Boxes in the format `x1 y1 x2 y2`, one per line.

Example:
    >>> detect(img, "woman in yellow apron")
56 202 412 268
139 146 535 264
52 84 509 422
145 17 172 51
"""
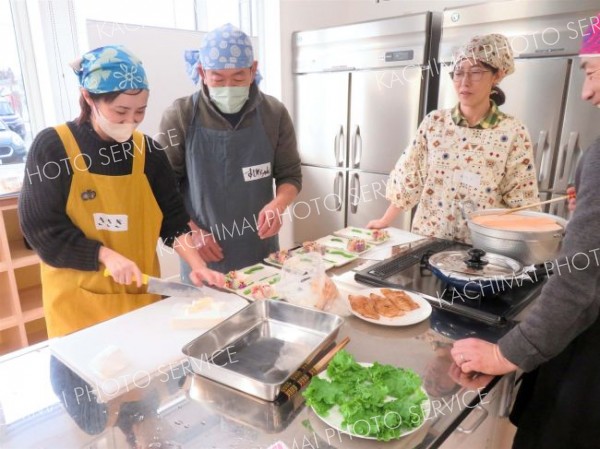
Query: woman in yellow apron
19 45 223 337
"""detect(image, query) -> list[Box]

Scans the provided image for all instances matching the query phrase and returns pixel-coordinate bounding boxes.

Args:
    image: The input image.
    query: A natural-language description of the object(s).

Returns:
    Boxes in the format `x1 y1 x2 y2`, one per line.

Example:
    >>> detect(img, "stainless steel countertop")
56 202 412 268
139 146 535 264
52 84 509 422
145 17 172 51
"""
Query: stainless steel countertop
0 260 518 449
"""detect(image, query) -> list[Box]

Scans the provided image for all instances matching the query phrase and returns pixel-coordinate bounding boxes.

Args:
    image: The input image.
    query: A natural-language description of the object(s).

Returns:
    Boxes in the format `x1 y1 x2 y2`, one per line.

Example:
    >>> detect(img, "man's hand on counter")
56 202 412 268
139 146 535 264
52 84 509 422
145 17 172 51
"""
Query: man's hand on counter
451 338 518 375
448 363 494 390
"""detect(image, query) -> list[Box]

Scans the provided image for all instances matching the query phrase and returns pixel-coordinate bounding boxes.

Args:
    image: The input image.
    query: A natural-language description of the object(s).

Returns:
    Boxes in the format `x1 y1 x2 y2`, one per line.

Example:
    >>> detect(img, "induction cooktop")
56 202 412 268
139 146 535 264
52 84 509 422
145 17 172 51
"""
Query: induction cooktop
354 237 547 327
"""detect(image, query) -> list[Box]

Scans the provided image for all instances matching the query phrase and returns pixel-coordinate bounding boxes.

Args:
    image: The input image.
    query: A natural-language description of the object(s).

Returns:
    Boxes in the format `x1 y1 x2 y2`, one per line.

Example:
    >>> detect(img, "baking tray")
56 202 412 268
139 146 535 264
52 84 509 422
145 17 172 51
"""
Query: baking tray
181 300 344 401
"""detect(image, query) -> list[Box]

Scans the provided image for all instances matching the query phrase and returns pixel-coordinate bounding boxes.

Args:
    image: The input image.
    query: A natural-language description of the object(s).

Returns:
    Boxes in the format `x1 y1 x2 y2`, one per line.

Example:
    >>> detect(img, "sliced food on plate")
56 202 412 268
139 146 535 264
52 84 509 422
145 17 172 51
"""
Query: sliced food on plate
333 226 391 244
304 350 429 441
265 249 293 266
240 274 282 301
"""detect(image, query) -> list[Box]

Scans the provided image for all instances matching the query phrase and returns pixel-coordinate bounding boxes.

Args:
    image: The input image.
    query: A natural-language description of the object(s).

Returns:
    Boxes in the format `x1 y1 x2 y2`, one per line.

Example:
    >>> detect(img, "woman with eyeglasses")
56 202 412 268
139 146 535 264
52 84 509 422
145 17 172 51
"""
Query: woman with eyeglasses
368 34 540 242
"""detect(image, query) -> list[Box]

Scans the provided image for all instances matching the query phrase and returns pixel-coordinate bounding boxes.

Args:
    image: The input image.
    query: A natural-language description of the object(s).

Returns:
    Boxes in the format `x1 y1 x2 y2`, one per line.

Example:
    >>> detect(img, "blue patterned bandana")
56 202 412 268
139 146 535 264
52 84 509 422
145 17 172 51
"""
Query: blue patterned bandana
199 23 254 70
71 45 149 93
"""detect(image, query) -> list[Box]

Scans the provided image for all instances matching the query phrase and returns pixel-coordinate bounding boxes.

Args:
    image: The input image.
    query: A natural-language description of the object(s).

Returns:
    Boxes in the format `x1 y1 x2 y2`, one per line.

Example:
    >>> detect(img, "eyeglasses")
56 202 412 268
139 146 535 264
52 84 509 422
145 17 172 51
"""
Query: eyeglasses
450 69 491 82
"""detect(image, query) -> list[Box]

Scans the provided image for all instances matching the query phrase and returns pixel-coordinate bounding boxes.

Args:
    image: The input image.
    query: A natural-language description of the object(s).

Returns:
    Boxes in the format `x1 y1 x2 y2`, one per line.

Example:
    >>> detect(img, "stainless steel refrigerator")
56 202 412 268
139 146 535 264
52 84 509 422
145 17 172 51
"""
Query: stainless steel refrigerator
436 1 600 218
291 12 441 243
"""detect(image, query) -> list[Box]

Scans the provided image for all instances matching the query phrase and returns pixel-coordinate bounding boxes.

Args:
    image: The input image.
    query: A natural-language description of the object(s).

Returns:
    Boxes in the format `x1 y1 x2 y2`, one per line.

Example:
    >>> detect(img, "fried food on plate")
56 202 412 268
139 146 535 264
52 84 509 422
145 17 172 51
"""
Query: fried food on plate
370 293 404 318
348 294 379 320
348 288 420 321
381 288 420 312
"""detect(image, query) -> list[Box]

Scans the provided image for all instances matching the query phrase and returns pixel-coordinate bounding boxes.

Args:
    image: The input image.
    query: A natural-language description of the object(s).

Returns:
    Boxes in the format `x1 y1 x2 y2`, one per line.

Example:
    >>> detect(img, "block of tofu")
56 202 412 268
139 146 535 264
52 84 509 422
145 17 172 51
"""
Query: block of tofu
169 297 234 330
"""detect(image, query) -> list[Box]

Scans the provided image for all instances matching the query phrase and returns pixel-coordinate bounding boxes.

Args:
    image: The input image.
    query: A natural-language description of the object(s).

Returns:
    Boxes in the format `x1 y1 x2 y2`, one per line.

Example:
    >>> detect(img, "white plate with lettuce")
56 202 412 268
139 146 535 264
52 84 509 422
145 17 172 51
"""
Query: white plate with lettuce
304 351 430 441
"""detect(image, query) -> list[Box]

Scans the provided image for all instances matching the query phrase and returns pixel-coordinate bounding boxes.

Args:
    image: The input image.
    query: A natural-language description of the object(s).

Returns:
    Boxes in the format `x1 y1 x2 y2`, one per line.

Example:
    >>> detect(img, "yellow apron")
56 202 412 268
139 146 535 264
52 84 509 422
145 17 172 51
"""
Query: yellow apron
41 124 162 337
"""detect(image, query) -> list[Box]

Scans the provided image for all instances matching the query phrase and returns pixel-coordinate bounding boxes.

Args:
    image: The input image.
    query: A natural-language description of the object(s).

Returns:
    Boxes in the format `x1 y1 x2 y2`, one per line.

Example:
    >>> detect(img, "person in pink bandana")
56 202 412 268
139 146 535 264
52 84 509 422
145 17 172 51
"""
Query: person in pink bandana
450 15 600 449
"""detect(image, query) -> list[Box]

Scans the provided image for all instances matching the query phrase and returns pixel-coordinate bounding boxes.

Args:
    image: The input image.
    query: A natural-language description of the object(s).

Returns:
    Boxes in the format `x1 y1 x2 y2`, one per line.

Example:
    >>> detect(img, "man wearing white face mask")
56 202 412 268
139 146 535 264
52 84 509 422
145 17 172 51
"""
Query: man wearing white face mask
159 23 302 275
19 45 224 337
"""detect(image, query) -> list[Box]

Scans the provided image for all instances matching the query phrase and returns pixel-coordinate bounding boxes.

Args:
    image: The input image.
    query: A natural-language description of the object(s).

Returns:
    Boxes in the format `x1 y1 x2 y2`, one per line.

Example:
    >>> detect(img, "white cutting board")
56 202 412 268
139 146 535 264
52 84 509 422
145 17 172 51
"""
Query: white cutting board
49 288 248 402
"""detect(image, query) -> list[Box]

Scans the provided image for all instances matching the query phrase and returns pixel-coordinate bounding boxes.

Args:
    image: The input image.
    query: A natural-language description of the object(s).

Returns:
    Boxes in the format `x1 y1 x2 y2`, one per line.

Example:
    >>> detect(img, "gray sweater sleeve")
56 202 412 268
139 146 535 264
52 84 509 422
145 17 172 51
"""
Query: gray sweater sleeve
157 97 191 186
498 138 600 372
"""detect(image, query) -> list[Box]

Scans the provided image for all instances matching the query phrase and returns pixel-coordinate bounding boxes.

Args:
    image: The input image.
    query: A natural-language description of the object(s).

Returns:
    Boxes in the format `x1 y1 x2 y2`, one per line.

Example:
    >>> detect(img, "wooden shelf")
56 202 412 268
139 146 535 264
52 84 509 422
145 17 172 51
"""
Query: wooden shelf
0 315 18 331
25 318 48 345
0 326 22 354
0 196 46 355
9 238 40 268
19 285 42 316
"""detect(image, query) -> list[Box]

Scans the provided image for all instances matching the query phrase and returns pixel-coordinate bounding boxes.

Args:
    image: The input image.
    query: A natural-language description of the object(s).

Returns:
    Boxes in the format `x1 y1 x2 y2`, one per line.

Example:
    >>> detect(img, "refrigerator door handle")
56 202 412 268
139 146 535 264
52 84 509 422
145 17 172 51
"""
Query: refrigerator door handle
351 125 362 168
350 172 360 214
534 130 550 186
333 172 344 211
335 126 345 167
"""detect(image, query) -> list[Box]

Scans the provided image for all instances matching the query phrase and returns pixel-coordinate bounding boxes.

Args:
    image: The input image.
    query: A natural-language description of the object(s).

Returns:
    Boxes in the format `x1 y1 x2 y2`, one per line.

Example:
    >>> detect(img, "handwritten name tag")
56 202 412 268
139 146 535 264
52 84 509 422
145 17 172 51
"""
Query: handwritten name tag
453 170 481 189
242 162 271 182
93 213 128 232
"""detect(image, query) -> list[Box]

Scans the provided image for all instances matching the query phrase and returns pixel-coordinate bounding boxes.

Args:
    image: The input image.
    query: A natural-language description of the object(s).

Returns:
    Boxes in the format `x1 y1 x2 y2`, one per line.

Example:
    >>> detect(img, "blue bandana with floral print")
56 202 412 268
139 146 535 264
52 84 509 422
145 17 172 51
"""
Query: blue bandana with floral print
71 45 149 93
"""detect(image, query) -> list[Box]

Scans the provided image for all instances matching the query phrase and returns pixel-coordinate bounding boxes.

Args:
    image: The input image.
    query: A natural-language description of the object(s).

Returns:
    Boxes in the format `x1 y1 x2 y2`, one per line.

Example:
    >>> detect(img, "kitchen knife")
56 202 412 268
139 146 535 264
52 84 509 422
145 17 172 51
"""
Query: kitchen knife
103 269 205 297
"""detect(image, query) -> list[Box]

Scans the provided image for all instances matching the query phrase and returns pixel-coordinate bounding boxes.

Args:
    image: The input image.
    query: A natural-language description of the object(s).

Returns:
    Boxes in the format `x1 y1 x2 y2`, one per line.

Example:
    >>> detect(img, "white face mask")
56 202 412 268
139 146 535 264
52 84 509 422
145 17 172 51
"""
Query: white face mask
208 86 250 114
94 106 137 142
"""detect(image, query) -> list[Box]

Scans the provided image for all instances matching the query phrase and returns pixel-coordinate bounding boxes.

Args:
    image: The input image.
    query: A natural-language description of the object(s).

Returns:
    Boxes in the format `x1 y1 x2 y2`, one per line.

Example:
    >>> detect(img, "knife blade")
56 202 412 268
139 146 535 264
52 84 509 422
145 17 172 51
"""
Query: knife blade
143 274 205 297
103 269 205 297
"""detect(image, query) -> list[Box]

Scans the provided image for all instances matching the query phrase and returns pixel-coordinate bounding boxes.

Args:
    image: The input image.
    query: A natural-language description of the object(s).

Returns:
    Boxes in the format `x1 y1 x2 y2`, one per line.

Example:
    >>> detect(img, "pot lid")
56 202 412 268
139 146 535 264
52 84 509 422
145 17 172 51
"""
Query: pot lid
428 248 524 280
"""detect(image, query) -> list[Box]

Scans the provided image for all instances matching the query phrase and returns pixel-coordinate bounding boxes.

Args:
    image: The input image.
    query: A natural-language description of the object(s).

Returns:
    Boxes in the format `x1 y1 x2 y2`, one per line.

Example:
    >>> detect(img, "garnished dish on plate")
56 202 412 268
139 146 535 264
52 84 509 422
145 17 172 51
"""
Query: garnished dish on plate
346 237 368 253
333 227 391 244
304 350 430 441
301 240 327 255
316 235 374 255
265 249 293 266
224 263 281 292
240 274 282 301
347 288 432 326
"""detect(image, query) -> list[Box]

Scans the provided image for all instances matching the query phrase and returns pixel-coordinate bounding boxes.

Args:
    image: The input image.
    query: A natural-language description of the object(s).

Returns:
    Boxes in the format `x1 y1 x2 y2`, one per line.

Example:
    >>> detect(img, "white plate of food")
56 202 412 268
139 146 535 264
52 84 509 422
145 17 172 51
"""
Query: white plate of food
224 263 281 292
346 288 432 326
306 358 430 441
333 227 391 245
316 235 374 255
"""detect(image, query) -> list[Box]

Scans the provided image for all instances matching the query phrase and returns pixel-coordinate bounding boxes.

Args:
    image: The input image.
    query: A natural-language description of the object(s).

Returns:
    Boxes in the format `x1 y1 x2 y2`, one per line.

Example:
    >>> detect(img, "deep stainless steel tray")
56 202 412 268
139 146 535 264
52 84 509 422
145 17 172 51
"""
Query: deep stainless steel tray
181 300 343 401
189 373 305 433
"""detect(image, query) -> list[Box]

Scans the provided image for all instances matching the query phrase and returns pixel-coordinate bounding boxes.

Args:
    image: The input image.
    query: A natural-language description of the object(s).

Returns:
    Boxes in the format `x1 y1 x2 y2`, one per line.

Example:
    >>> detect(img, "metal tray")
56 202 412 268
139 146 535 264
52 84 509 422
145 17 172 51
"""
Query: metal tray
188 373 305 433
181 300 344 401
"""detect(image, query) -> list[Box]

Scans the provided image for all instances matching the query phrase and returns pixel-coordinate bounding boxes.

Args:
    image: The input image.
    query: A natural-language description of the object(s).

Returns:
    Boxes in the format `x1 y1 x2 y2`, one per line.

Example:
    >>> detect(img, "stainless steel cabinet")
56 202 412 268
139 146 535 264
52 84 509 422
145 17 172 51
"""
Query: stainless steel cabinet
440 375 516 449
293 166 346 242
349 68 424 174
294 72 349 168
347 170 411 230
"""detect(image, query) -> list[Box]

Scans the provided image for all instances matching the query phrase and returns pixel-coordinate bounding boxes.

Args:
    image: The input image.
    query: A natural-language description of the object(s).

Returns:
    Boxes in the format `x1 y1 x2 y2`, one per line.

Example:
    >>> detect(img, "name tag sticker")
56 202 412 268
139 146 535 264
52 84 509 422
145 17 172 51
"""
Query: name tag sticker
453 170 481 189
242 162 271 182
94 213 128 232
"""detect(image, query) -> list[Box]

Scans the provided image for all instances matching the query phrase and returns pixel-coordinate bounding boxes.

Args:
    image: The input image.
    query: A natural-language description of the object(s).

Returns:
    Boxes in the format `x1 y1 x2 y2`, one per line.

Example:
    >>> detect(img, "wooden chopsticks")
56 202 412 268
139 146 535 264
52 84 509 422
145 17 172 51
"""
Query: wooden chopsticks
498 194 571 216
275 336 350 403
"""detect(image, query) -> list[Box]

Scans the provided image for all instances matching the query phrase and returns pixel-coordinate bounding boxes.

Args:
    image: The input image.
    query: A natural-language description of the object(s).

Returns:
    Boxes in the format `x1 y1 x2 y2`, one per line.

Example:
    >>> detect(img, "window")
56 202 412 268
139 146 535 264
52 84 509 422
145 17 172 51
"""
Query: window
0 0 33 195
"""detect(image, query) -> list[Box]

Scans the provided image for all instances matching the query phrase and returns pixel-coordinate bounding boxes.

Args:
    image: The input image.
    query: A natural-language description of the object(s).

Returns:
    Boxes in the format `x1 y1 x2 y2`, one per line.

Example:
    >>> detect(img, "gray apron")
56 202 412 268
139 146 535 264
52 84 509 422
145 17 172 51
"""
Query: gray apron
180 92 278 278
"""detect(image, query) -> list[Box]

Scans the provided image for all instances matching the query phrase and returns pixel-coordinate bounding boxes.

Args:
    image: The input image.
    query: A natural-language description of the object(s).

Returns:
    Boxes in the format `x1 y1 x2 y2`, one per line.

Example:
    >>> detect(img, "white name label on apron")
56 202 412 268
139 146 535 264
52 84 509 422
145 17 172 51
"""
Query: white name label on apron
93 213 128 232
453 170 481 189
242 162 271 182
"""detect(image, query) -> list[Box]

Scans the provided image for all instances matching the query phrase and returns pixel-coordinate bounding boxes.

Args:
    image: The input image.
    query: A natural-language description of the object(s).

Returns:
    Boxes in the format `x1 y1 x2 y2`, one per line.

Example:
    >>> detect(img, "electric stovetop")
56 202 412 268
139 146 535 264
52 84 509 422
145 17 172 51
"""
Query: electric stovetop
355 237 547 327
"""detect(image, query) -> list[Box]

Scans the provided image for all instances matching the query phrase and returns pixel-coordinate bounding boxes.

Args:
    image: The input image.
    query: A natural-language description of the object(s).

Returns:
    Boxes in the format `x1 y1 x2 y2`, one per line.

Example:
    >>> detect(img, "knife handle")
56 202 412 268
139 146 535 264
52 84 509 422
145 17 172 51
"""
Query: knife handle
102 269 149 285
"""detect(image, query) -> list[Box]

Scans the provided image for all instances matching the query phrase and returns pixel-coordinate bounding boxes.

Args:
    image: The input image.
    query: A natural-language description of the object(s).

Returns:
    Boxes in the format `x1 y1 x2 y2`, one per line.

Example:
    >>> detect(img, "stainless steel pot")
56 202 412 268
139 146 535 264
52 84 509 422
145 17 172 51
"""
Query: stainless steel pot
466 208 567 265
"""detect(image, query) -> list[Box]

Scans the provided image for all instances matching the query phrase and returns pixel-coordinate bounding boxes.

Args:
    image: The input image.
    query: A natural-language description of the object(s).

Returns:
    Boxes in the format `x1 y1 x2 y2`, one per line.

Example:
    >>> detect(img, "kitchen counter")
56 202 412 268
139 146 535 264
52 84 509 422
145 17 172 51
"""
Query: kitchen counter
0 257 521 449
